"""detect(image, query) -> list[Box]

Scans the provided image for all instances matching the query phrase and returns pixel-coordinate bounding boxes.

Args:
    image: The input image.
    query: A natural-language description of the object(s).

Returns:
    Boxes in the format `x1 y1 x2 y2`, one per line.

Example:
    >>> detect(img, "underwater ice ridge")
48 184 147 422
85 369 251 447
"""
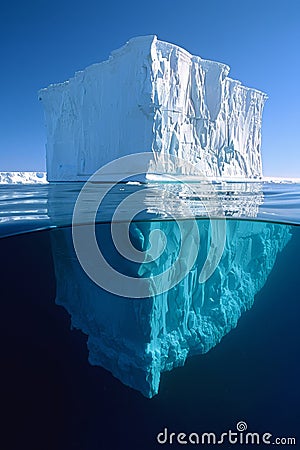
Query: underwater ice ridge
0 181 299 397
51 218 292 397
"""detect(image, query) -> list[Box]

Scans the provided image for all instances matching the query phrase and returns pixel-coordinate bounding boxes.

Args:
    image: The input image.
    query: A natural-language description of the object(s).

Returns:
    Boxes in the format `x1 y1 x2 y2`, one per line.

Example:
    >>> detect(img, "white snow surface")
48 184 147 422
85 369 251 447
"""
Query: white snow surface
0 172 47 184
39 35 267 182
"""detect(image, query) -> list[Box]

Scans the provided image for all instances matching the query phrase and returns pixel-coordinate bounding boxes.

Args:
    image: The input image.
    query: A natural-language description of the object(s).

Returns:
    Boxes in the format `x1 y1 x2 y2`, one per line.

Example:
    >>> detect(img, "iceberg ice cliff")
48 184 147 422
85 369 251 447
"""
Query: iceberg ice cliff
50 219 291 398
39 35 267 181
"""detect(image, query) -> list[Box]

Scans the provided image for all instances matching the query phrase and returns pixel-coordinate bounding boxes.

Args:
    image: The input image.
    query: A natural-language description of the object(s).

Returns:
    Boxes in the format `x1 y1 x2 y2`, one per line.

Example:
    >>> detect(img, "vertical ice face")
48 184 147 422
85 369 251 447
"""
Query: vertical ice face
39 36 267 181
50 218 291 398
150 41 266 178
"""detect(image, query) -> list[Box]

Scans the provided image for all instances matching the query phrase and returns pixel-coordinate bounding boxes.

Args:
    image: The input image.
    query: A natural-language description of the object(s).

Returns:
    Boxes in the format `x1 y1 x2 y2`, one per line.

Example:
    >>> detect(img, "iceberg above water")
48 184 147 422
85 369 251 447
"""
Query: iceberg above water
39 35 267 182
50 219 291 397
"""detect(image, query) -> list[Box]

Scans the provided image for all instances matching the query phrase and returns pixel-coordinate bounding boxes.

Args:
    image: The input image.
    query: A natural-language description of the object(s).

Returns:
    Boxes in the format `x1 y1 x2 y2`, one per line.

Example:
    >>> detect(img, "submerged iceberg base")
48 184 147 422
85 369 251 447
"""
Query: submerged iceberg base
50 219 291 397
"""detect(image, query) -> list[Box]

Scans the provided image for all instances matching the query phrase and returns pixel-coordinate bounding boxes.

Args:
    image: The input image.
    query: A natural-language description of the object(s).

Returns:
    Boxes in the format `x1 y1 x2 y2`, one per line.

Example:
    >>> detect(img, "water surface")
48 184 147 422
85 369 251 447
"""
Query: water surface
0 182 299 449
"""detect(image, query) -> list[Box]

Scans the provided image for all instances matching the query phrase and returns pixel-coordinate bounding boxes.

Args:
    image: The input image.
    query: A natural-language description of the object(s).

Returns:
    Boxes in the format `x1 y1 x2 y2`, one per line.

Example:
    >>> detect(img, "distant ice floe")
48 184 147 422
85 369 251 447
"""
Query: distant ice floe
0 171 47 184
262 176 300 184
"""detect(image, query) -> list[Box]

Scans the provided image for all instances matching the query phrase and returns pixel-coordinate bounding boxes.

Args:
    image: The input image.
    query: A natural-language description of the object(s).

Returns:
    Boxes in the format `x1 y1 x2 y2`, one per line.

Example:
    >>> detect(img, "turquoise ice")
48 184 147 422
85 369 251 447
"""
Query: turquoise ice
50 218 291 397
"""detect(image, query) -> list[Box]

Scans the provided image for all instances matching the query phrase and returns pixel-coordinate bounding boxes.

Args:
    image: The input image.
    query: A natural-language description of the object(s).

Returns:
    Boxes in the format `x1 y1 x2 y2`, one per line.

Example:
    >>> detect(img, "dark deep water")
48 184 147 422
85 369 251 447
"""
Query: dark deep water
0 224 299 450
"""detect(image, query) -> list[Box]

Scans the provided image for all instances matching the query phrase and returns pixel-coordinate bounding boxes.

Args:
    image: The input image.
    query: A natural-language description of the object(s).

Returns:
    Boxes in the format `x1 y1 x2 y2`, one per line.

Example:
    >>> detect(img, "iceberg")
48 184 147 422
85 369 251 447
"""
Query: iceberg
38 36 278 399
39 35 267 182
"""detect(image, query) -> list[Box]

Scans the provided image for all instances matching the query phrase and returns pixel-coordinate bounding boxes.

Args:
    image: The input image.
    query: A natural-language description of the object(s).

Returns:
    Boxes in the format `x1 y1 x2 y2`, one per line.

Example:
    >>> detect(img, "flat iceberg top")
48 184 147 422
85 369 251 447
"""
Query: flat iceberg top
40 35 265 97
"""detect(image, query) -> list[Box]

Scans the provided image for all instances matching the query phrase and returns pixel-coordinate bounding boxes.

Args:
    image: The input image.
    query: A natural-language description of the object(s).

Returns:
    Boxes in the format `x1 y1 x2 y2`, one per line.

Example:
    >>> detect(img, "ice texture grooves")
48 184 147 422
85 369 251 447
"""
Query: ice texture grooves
39 36 267 181
50 220 291 397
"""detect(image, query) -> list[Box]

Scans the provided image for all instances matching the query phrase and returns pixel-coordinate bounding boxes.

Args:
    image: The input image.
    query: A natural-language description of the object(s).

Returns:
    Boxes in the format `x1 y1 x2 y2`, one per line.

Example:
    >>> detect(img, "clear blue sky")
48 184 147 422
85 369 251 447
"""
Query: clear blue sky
0 0 299 176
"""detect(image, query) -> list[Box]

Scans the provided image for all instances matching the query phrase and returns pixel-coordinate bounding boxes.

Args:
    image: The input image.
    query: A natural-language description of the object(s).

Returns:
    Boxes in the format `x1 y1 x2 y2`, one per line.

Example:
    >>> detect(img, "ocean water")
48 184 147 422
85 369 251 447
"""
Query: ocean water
0 181 299 450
